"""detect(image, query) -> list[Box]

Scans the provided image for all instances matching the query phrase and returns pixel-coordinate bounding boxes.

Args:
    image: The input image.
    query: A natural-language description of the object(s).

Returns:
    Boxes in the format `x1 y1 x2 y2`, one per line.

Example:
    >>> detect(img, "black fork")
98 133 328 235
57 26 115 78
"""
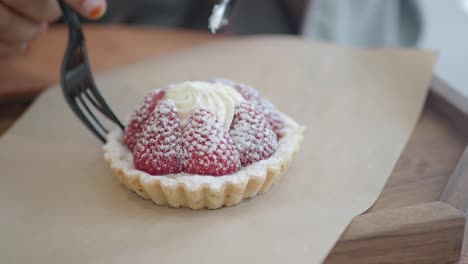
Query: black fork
58 0 124 143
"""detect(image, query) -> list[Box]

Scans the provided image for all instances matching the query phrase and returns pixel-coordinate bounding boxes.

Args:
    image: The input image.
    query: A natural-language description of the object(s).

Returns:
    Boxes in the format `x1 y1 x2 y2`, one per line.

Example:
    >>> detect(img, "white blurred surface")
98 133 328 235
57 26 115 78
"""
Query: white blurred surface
418 0 468 112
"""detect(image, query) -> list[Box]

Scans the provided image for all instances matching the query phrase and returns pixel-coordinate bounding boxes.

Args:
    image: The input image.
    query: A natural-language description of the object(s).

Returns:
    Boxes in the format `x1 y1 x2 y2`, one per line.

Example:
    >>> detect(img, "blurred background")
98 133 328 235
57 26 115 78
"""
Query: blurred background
88 0 422 46
1 0 468 117
81 0 468 112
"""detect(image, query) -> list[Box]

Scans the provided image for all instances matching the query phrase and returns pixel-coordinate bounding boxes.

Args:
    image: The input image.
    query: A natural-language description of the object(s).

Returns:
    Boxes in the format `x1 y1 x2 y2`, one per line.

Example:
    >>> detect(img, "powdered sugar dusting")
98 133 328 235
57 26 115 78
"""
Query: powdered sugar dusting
133 99 183 175
230 101 278 166
125 89 165 150
181 108 240 176
210 78 285 136
124 79 289 177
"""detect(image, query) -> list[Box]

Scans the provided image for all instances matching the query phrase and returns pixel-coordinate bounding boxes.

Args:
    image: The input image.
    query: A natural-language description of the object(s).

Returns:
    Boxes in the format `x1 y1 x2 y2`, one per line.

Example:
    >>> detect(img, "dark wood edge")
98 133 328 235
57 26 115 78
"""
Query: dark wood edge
427 84 468 136
324 201 465 264
428 76 468 213
430 76 468 211
431 76 468 117
440 146 468 213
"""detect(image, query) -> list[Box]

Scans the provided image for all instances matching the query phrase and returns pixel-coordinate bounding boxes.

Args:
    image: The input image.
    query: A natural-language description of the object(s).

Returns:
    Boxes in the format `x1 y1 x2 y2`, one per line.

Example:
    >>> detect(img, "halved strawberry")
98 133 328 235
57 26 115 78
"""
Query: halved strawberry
210 78 284 136
230 101 278 166
133 100 182 175
181 108 240 176
125 89 165 150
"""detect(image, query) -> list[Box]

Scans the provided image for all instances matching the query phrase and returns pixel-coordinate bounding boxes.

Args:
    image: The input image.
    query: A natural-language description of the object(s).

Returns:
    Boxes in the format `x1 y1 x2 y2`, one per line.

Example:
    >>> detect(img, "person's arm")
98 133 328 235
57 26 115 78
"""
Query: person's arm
0 0 107 56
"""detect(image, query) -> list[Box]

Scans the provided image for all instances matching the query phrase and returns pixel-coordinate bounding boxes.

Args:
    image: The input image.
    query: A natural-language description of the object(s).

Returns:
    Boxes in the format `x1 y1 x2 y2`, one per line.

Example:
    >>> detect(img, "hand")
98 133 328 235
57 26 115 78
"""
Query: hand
0 0 107 57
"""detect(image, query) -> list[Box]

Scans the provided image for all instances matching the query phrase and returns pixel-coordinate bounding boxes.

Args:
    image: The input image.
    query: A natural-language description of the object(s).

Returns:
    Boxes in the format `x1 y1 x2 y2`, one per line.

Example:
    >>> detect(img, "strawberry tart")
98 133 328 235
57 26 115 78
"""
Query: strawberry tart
104 79 303 209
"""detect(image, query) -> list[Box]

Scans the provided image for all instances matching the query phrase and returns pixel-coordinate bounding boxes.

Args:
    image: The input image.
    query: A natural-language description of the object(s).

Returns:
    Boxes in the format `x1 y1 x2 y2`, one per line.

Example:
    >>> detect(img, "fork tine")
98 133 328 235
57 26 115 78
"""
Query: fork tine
86 78 125 130
68 96 107 142
77 92 109 134
83 89 105 113
78 43 124 130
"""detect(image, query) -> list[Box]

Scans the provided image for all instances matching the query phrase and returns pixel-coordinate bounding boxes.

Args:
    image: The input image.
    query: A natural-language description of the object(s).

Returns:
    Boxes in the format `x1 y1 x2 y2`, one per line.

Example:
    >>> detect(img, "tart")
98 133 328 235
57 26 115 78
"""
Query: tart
104 79 304 209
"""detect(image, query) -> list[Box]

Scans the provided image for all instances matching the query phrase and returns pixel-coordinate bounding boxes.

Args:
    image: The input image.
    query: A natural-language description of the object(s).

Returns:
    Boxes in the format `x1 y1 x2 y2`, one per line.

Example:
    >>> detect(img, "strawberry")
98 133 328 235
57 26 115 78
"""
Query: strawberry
231 82 260 101
235 83 284 136
256 97 284 137
133 100 182 175
125 89 165 150
230 101 278 166
210 78 284 136
181 108 240 176
265 110 284 137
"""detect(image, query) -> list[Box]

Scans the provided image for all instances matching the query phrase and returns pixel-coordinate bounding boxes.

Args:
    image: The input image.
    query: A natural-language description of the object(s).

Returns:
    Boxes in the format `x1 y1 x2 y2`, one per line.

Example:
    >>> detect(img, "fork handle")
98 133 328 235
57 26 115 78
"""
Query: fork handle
58 0 86 61
58 0 125 143
58 0 83 37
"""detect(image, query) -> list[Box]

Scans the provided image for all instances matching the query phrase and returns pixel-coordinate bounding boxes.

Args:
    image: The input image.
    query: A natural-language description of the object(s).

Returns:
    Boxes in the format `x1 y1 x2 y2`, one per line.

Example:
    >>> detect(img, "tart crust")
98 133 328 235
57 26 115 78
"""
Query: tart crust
103 112 304 210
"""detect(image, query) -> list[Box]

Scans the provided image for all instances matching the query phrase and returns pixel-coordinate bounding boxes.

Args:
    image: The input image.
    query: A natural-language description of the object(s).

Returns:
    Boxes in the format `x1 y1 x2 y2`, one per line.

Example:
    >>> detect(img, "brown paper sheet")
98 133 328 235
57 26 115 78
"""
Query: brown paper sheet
0 37 436 263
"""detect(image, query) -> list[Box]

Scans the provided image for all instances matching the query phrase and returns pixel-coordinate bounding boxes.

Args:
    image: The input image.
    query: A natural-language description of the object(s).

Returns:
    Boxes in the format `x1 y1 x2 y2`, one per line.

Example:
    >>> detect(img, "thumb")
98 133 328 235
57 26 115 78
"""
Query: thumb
64 0 107 20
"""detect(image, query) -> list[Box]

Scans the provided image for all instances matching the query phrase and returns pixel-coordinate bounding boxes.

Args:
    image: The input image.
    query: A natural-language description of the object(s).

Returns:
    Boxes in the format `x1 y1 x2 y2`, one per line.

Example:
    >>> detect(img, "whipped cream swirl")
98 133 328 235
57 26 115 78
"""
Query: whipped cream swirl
164 81 245 129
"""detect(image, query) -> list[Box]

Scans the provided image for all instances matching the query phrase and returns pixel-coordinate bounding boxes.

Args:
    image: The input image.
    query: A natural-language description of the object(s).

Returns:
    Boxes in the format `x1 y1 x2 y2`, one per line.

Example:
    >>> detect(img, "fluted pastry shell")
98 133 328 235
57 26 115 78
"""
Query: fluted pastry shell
103 112 303 210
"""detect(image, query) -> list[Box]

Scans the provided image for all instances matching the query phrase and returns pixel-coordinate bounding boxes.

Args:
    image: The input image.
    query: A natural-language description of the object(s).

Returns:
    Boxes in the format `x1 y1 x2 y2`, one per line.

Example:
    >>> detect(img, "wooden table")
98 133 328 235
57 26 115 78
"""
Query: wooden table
1 25 466 264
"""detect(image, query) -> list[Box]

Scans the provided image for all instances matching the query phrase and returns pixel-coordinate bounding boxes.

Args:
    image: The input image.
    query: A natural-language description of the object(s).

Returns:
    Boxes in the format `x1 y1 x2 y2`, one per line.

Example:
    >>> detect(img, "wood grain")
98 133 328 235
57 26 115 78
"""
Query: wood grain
434 77 468 214
431 75 468 121
429 80 468 138
325 202 465 264
441 146 468 212
368 94 468 213
460 223 468 264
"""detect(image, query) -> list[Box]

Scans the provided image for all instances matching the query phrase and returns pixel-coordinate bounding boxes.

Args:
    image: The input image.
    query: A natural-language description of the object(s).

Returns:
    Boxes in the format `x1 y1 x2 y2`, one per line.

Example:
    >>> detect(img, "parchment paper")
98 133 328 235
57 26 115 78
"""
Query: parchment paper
0 37 436 263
